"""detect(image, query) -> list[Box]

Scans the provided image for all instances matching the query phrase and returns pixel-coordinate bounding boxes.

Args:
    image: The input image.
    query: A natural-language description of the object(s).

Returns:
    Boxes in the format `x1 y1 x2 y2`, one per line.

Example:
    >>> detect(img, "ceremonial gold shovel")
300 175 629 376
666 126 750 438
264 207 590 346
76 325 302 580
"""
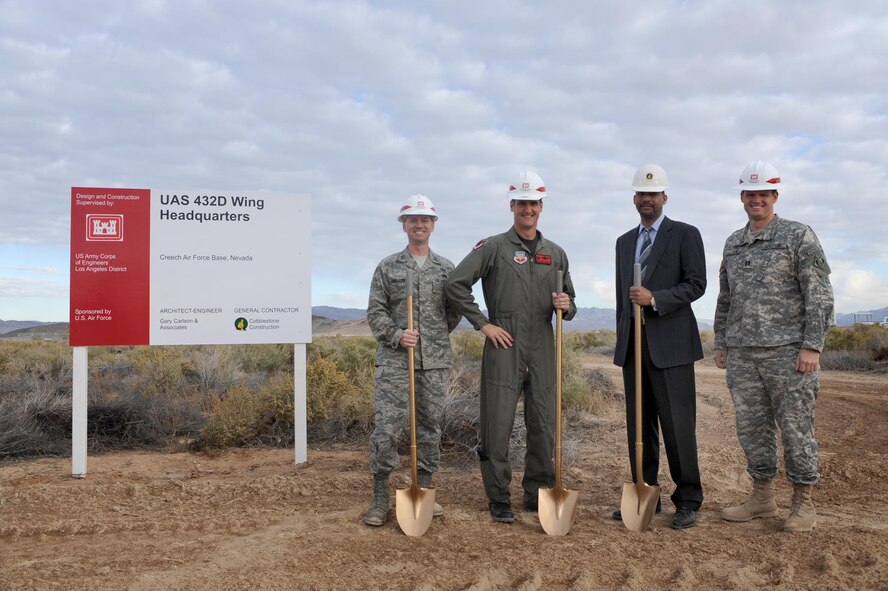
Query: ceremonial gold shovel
395 269 435 537
620 263 660 532
539 270 579 536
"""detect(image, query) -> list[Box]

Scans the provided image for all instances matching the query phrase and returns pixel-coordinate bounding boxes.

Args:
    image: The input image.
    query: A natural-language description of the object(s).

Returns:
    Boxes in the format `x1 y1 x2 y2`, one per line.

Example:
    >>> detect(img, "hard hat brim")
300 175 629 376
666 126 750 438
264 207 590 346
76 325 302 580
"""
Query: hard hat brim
736 183 782 191
632 185 668 192
398 213 438 222
507 193 546 201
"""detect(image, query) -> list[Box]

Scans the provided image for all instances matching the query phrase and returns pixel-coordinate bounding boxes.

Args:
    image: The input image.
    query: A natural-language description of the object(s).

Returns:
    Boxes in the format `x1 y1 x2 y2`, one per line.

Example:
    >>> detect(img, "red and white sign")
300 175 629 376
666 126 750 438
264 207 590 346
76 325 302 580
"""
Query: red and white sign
70 187 311 346
70 188 151 346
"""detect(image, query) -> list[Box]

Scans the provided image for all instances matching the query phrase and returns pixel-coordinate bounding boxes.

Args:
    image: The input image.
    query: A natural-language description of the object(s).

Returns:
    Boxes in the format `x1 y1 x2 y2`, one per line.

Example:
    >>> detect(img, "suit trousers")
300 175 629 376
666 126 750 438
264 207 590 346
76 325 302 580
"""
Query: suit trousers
622 325 703 510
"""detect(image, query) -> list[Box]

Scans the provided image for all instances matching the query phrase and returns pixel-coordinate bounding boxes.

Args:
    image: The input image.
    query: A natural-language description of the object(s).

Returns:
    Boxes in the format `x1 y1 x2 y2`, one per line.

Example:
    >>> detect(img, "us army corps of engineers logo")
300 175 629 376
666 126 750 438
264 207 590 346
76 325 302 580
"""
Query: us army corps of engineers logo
86 214 124 241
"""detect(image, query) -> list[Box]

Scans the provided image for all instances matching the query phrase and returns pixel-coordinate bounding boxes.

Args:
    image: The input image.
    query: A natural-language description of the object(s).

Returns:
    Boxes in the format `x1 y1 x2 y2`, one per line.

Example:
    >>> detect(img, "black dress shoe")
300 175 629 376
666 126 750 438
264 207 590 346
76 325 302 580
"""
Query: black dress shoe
671 506 697 529
524 498 538 512
612 498 662 520
489 501 515 523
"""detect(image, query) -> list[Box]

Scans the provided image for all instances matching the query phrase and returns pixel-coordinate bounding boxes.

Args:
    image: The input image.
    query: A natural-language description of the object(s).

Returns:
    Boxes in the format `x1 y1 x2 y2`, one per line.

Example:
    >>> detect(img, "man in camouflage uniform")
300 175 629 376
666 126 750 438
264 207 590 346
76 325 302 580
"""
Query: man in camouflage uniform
363 194 461 527
445 171 576 523
713 161 834 533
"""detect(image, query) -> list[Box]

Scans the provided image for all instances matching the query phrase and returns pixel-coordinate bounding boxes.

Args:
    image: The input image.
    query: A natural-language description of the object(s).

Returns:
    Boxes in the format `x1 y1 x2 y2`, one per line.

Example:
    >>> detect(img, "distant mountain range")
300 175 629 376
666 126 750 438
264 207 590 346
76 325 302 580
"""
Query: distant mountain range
313 306 697 332
310 304 888 331
4 304 886 339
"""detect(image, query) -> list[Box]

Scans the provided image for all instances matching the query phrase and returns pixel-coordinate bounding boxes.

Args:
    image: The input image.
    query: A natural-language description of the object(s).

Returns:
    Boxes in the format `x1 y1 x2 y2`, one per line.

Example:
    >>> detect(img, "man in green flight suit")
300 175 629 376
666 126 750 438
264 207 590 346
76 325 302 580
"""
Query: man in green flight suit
445 171 576 523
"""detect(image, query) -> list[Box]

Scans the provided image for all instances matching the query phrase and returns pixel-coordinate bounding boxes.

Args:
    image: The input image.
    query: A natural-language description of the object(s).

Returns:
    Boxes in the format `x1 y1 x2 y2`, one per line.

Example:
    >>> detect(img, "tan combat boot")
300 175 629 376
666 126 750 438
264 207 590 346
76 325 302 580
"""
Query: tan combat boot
783 484 816 532
721 478 780 522
418 469 444 517
363 473 390 526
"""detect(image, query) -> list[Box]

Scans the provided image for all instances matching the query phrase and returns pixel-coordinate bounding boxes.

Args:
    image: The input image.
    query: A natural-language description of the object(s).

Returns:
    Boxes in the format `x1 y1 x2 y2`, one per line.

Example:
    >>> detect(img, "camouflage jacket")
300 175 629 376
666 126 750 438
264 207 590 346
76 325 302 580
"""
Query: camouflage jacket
368 247 461 369
714 215 835 351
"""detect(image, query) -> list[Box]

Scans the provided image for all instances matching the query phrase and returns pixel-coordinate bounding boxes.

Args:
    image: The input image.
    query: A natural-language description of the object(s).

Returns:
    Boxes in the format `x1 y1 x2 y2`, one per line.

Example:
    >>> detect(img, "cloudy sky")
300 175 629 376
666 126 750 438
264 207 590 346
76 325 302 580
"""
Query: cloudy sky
2 0 887 323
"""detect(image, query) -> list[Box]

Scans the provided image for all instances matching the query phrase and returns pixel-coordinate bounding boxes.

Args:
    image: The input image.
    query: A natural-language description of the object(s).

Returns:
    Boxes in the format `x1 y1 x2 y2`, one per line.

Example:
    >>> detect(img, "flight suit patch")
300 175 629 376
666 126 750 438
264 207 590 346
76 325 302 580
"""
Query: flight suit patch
514 251 527 264
473 239 486 249
535 254 551 265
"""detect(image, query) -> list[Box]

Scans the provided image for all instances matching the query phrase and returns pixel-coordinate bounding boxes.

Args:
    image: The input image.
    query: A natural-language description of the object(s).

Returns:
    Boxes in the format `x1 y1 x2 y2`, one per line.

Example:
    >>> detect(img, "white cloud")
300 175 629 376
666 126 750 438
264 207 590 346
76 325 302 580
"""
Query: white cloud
1 0 887 320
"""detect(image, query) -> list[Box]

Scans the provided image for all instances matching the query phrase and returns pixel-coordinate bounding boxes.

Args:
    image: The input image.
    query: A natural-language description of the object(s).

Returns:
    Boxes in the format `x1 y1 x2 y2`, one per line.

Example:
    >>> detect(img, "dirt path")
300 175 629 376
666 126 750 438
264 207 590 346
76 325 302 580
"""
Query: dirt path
2 354 887 590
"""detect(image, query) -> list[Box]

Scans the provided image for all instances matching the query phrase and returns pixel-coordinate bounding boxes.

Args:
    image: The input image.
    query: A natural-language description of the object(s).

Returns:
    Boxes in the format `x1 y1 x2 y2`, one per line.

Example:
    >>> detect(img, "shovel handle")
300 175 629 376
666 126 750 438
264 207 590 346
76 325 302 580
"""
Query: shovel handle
405 269 418 486
632 263 645 486
554 270 564 488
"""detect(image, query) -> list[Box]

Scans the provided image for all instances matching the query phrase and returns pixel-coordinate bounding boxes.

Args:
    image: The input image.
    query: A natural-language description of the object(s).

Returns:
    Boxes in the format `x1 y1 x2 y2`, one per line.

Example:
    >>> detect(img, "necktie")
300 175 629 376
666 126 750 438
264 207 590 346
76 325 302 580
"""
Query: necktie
639 228 652 281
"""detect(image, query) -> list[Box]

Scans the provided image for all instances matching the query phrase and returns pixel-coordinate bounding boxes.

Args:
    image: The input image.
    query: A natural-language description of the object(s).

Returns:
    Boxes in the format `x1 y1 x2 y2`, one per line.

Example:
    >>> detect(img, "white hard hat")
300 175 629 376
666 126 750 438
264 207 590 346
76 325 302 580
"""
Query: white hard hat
632 164 668 192
398 194 438 222
507 170 547 202
737 161 782 191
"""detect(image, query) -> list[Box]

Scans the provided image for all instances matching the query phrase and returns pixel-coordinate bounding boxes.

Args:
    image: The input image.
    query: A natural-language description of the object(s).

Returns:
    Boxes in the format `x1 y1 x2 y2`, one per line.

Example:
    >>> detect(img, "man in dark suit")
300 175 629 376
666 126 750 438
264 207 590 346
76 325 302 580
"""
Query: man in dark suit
612 164 707 529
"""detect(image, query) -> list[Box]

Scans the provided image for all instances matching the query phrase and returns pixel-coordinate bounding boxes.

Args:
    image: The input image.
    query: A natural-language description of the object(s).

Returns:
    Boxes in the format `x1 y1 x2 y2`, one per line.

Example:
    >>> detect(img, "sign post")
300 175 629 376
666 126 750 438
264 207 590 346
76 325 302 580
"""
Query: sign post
70 187 312 476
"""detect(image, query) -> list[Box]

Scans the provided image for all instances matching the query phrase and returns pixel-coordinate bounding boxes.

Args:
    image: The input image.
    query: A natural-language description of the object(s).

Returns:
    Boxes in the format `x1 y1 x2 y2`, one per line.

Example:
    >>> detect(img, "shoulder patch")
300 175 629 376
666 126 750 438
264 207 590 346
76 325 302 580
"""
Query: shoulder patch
473 239 486 250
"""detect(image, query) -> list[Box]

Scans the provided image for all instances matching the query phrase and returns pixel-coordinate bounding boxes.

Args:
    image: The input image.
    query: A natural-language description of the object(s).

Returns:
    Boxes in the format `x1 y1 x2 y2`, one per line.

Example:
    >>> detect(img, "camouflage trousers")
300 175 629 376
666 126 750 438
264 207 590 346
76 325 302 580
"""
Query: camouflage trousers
726 345 819 485
369 366 449 475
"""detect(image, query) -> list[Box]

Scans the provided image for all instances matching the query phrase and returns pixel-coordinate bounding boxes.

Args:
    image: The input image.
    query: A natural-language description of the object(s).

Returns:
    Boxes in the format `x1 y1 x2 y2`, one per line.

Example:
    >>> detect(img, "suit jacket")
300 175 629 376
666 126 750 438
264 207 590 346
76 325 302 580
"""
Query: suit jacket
613 217 706 369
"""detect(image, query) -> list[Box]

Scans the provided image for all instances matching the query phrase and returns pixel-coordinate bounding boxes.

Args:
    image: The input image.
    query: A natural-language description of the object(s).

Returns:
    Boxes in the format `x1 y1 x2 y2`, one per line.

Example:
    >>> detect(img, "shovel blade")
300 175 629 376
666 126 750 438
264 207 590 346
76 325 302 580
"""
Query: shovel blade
538 487 579 536
620 481 660 532
395 486 435 537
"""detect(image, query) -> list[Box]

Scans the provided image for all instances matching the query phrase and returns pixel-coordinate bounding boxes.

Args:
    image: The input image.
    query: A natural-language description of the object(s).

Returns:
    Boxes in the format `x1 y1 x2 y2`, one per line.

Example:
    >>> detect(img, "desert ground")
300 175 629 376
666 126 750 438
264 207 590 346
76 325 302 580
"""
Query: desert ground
2 353 887 590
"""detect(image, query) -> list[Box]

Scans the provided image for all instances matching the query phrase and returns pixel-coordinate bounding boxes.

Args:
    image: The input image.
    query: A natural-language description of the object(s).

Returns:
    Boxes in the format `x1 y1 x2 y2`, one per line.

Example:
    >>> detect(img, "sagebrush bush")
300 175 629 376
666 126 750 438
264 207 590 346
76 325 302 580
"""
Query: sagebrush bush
132 346 189 397
230 344 293 374
450 330 484 362
820 350 880 372
198 384 262 449
699 330 715 355
306 355 355 422
824 324 888 367
564 330 616 352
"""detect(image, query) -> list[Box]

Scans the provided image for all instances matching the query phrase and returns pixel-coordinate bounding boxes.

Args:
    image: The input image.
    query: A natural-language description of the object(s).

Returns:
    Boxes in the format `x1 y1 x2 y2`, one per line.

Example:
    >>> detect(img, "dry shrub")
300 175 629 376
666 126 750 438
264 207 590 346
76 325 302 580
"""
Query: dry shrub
230 344 293 374
820 350 881 372
326 337 377 400
306 355 354 422
186 346 228 392
866 330 888 361
564 330 616 352
132 346 189 397
0 386 71 458
699 329 715 355
0 340 69 379
198 384 262 449
0 342 73 458
0 329 622 459
824 325 888 370
305 352 374 441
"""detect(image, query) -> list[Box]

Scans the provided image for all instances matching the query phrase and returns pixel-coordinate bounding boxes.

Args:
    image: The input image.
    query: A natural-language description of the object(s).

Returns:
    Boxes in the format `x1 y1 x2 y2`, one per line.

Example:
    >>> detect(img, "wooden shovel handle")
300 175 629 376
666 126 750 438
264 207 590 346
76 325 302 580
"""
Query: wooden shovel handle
406 270 418 487
633 263 644 486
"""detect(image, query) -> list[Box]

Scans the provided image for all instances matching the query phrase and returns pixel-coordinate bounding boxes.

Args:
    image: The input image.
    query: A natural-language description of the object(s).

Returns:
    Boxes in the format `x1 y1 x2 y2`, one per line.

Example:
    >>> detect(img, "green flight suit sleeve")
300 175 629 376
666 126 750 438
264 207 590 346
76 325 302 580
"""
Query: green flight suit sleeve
445 241 494 331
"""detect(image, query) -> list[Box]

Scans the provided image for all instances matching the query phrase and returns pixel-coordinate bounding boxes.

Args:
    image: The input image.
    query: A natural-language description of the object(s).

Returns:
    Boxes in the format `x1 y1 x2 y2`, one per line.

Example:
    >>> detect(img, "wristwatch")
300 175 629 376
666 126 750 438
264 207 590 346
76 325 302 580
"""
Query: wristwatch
650 296 657 309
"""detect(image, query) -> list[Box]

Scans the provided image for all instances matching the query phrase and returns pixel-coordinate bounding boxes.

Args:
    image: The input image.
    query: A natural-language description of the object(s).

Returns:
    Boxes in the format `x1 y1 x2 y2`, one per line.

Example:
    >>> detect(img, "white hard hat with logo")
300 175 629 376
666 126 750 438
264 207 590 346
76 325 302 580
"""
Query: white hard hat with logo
398 194 438 222
632 164 668 192
507 170 547 202
737 161 783 191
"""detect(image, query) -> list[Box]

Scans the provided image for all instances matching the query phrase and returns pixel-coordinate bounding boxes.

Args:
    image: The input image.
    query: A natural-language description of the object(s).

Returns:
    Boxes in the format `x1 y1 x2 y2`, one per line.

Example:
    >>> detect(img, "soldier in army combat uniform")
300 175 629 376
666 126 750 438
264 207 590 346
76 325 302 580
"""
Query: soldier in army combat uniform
445 171 576 523
713 161 835 533
363 194 461 527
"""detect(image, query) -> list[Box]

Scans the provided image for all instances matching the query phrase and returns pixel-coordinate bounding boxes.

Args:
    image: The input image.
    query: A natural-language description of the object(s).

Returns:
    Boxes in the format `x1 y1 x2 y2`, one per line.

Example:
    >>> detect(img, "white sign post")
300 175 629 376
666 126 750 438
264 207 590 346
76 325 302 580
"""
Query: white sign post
72 346 88 477
70 188 312 476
